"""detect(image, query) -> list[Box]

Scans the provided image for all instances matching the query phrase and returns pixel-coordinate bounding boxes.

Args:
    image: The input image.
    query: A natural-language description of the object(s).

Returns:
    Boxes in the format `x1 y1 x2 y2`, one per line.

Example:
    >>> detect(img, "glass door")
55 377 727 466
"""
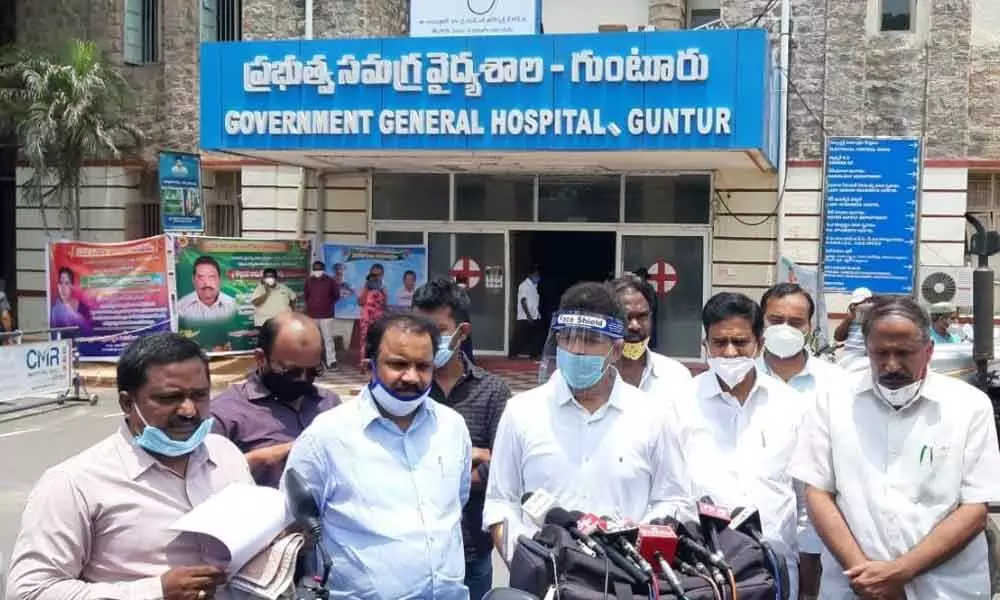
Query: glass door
620 234 708 360
451 233 508 354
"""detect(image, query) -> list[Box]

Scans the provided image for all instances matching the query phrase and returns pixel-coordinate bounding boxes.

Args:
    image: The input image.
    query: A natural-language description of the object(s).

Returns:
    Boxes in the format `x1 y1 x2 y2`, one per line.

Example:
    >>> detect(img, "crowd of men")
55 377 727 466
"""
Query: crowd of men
5 273 1000 600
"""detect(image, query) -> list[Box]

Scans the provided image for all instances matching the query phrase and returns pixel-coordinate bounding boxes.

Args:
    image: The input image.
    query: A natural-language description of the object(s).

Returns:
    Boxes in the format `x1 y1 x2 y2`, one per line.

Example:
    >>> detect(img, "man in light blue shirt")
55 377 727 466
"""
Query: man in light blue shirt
284 313 473 600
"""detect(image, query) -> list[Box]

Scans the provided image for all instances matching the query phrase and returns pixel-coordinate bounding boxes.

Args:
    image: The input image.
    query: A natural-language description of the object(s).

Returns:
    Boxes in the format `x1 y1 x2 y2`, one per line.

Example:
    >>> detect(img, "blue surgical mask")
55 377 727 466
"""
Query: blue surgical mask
556 347 611 390
369 372 430 417
131 403 214 458
434 335 456 368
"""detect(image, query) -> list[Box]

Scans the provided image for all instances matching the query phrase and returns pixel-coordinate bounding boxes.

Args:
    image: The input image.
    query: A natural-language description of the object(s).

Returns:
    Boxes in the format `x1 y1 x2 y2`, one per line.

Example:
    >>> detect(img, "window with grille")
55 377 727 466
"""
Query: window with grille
201 0 242 42
124 0 159 65
967 173 999 230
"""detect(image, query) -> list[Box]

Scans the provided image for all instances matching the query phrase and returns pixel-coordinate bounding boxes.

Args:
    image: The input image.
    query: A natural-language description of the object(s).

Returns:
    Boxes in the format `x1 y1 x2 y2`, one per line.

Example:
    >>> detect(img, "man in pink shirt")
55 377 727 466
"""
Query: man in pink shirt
6 332 253 600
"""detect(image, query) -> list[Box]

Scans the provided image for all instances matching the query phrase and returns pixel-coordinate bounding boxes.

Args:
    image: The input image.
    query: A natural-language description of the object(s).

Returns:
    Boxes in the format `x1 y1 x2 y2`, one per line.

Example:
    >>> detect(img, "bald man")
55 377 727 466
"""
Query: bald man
211 313 341 487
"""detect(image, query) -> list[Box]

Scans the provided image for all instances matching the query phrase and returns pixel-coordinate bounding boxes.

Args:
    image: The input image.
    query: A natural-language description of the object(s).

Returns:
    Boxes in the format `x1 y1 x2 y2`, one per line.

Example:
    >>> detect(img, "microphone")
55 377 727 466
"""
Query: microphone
696 497 731 558
653 551 689 600
553 510 646 584
596 516 653 581
729 505 764 544
654 517 728 575
521 489 558 527
637 523 679 568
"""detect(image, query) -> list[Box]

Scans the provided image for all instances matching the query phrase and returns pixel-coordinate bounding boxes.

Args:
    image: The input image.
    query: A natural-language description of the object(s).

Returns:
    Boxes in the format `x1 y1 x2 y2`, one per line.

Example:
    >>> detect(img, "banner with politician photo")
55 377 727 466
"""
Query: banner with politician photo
173 236 311 353
47 235 172 360
321 244 428 320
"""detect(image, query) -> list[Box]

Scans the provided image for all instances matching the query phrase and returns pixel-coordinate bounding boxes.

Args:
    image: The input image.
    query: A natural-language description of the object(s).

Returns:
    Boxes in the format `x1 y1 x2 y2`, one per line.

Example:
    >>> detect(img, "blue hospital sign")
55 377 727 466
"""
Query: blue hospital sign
200 29 773 153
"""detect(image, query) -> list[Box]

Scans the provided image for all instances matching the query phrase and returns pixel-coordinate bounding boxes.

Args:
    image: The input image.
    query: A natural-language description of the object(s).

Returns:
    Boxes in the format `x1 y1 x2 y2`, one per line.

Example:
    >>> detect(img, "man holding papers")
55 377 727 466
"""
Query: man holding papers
284 313 473 600
6 333 254 600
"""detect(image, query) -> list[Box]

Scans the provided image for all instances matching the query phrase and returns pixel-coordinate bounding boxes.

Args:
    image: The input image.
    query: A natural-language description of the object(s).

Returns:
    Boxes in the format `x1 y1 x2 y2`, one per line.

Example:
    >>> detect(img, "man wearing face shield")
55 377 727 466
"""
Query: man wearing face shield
610 275 694 401
674 292 812 598
484 282 694 563
790 295 1000 599
7 333 253 600
756 283 845 598
283 313 472 600
411 277 511 600
211 313 340 488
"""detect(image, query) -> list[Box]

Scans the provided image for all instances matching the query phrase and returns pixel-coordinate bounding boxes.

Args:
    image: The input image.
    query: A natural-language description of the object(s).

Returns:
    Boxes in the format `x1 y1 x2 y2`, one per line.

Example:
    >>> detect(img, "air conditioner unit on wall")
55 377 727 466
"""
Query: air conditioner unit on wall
917 266 973 309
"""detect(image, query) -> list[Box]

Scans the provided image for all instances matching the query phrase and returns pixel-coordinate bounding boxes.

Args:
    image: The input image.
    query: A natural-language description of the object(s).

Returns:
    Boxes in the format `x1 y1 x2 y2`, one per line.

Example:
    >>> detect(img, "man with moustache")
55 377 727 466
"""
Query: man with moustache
790 295 1000 599
283 313 472 599
674 292 810 598
177 255 238 322
211 313 340 488
7 333 252 600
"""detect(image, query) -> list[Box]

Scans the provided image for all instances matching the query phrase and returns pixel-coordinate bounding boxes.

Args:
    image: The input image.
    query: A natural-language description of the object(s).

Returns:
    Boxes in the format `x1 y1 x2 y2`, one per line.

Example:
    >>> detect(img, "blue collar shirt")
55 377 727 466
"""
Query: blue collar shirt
283 388 472 600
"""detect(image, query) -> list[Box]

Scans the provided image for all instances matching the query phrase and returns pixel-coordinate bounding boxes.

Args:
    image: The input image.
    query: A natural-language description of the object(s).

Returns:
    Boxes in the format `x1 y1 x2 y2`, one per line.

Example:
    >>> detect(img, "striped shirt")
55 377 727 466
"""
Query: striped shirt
429 354 512 563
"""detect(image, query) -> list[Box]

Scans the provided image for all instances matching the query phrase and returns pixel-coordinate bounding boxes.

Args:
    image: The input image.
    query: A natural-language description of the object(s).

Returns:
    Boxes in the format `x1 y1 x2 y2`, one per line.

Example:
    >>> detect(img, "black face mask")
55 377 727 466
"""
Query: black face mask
261 371 315 403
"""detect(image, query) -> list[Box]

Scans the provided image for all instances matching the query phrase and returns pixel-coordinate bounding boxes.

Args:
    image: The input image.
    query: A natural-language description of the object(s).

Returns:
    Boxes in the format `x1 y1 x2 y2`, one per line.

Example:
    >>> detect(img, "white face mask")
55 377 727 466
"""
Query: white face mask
311 270 324 278
707 356 756 388
875 378 924 408
763 324 806 359
368 375 430 417
263 277 276 286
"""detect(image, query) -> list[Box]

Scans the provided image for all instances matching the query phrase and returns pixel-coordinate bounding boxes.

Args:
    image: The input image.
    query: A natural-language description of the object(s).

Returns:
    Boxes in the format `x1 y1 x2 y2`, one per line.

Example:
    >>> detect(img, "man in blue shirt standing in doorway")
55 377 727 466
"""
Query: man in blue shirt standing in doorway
284 313 473 599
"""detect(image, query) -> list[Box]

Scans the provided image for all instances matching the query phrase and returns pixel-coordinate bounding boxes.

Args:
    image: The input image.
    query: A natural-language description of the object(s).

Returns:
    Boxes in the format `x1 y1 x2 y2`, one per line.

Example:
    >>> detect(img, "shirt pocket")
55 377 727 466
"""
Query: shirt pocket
750 424 796 483
911 442 961 506
422 448 465 517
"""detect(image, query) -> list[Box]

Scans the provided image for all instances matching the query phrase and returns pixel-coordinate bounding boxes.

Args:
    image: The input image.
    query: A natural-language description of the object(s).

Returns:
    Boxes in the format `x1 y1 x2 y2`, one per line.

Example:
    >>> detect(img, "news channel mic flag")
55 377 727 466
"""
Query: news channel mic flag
322 244 428 319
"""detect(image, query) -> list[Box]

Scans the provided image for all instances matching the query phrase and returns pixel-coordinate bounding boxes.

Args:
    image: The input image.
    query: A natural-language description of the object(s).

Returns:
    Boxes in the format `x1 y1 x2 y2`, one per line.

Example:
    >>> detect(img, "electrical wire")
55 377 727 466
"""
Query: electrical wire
690 571 723 600
727 568 739 600
762 545 783 600
602 552 610 600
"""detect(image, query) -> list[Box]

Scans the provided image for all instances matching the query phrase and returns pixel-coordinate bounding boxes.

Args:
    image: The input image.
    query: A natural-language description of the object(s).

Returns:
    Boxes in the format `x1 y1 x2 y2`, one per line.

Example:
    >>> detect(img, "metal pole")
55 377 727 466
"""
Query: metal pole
296 0 315 240
775 0 791 269
305 0 314 39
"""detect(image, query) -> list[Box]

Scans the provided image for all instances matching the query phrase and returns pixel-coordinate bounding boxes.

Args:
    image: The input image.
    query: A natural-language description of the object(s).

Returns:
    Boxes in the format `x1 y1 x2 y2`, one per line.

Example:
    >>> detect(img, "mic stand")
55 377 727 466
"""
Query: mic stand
301 527 333 599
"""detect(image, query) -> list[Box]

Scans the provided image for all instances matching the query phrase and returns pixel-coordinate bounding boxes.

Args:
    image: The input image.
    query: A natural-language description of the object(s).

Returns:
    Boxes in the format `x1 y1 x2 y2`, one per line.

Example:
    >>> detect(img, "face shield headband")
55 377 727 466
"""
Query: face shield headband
538 311 625 386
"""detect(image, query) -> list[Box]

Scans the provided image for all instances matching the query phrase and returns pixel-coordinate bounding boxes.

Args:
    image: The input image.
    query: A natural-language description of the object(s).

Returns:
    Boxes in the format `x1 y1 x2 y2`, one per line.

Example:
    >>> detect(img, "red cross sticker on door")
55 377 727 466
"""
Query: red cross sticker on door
450 257 483 289
646 260 678 295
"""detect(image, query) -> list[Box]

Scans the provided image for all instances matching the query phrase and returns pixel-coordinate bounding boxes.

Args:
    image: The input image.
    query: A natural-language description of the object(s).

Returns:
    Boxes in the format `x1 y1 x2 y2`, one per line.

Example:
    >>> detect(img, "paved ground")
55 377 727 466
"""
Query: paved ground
0 375 526 589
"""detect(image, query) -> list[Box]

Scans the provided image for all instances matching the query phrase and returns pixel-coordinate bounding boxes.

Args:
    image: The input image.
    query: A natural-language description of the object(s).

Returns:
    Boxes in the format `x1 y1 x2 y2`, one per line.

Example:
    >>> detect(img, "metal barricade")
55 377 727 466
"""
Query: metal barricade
0 326 99 415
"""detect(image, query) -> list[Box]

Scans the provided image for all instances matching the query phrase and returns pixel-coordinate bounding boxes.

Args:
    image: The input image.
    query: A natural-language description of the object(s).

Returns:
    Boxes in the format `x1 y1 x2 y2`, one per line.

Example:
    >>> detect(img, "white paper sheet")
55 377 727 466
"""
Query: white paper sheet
170 483 295 575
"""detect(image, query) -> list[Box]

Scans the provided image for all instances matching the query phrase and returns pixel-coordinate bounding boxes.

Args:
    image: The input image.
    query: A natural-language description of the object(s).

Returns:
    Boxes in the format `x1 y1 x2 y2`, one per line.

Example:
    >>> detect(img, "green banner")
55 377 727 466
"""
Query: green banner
173 236 311 353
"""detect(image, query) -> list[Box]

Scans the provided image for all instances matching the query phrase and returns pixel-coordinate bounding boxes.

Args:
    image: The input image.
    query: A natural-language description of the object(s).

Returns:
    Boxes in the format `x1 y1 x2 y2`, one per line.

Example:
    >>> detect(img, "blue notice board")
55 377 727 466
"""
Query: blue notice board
821 137 921 295
159 151 204 233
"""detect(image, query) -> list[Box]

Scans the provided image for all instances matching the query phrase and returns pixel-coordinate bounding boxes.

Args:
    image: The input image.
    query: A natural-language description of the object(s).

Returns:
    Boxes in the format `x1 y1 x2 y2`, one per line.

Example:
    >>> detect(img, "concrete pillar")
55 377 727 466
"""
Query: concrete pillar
648 0 685 30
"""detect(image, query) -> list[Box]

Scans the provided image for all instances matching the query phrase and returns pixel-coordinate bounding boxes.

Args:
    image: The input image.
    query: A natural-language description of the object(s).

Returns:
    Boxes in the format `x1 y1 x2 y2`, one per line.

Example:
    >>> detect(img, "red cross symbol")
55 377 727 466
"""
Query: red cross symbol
450 256 482 289
647 260 678 295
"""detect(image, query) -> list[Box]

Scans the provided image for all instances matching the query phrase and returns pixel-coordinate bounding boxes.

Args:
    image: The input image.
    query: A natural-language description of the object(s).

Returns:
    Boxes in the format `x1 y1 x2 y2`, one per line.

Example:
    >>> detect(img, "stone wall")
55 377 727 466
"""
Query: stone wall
727 0 987 161
16 0 166 162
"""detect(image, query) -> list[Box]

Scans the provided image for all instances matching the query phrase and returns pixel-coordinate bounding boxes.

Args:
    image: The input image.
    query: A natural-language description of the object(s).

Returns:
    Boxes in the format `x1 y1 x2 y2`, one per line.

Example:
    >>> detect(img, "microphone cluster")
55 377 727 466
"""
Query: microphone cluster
521 491 776 600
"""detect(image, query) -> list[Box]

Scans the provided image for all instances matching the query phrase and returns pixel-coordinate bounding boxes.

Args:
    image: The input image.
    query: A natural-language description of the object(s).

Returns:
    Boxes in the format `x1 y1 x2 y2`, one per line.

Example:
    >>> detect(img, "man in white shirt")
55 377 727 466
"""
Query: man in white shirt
176 255 238 323
833 287 873 373
789 295 1000 600
756 282 846 598
511 265 542 360
610 275 694 401
674 292 810 598
484 282 694 562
